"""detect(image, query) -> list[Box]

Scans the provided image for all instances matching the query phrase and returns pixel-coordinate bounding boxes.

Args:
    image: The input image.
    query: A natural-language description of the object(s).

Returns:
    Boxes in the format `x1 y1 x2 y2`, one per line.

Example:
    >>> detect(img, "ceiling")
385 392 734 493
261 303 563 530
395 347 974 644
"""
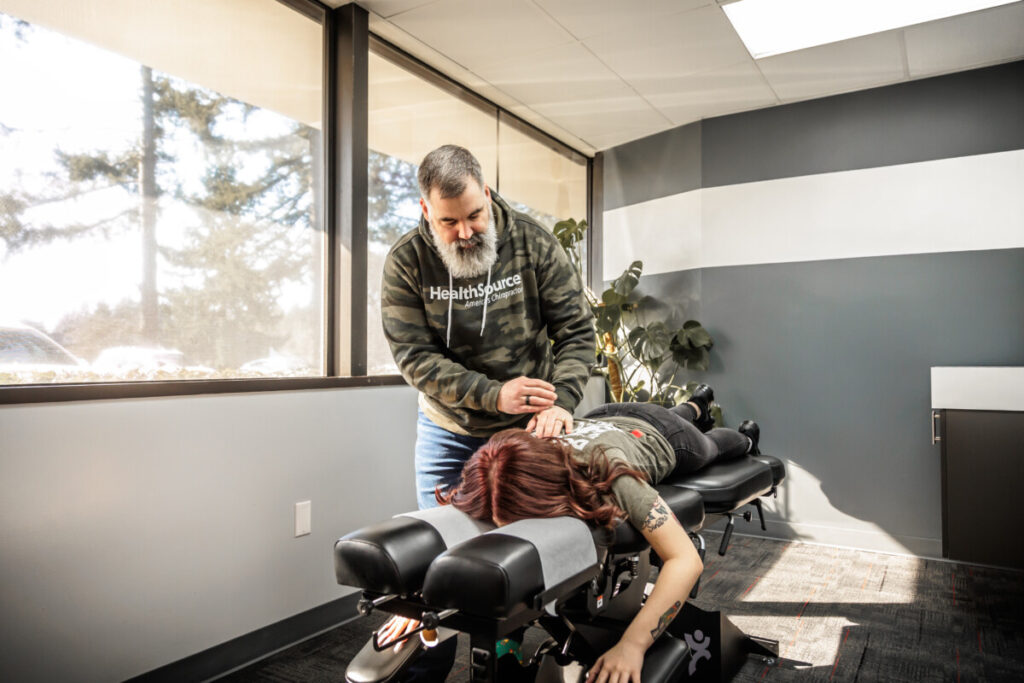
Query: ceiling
333 0 1024 155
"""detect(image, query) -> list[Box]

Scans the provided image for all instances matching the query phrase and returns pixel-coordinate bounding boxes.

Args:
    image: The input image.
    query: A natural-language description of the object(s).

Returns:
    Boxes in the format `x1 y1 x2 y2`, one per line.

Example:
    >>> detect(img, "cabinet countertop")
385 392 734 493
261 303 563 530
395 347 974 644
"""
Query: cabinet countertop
931 367 1024 411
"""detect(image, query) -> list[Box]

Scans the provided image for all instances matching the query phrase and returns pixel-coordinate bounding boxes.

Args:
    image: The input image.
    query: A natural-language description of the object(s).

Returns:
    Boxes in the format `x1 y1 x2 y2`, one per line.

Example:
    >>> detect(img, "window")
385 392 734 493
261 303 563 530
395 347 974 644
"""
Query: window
366 44 589 375
0 3 591 400
0 0 325 385
497 116 588 230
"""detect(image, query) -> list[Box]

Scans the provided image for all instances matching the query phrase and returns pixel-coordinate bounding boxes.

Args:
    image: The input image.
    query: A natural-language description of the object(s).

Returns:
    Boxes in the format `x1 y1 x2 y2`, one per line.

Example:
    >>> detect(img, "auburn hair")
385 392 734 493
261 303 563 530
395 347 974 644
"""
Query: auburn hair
436 428 649 529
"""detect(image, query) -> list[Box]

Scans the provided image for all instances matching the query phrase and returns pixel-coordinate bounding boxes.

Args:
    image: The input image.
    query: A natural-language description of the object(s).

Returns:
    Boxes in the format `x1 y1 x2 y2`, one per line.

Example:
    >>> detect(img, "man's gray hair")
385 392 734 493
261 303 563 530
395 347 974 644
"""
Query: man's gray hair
417 145 485 200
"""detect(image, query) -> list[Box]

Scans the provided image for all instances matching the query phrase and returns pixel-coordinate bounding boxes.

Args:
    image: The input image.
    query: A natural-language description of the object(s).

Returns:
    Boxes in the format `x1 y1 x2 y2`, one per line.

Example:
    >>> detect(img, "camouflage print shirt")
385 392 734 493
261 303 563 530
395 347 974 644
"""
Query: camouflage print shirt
381 191 596 437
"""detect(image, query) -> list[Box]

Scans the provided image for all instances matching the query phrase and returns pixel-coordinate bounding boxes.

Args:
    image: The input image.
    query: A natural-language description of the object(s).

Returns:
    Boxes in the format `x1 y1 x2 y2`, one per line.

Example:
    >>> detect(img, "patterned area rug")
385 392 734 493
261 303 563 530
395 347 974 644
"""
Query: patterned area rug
696 533 1024 682
221 533 1024 682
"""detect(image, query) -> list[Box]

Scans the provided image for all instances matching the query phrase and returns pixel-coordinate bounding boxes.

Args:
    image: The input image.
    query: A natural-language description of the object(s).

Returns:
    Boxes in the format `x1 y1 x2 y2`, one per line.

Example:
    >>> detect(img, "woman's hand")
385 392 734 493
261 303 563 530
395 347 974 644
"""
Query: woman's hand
527 405 574 437
585 638 645 683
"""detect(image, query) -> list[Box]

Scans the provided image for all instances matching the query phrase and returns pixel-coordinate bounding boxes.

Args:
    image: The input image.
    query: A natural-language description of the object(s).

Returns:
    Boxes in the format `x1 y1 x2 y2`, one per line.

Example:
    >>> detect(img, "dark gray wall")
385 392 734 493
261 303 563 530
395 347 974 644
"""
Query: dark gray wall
602 60 1024 554
602 121 701 211
702 60 1024 188
693 249 1023 543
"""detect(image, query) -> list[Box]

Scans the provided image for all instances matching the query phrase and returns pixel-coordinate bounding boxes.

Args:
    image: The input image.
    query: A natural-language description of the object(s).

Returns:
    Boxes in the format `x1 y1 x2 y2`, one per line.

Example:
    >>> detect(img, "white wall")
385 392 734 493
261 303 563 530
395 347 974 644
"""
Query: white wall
0 385 420 682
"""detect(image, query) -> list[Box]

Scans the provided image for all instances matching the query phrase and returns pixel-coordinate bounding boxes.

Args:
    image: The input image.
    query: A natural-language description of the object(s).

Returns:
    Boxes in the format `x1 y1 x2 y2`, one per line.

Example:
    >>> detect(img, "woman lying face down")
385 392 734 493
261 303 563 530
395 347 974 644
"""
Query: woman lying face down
438 425 707 683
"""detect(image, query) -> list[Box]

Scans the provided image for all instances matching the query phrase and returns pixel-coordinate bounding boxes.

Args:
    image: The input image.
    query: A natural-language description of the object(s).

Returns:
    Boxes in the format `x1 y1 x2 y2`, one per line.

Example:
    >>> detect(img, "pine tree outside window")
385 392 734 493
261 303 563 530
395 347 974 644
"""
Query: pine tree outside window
0 0 326 385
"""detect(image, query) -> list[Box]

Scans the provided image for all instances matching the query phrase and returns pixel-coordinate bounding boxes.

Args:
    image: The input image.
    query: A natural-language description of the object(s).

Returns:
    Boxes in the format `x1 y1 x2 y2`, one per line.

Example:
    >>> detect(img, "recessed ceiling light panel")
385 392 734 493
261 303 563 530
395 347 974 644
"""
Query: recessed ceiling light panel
722 0 1019 58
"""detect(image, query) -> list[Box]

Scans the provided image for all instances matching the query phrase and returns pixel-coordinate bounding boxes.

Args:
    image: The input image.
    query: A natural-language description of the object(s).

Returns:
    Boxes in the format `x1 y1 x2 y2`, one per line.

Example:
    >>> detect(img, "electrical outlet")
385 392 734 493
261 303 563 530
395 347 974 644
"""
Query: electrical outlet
295 500 311 537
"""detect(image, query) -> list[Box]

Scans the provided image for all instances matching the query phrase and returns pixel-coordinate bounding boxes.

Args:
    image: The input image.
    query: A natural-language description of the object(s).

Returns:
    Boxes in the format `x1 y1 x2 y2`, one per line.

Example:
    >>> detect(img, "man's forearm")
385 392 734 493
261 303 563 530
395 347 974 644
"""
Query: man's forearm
393 345 503 412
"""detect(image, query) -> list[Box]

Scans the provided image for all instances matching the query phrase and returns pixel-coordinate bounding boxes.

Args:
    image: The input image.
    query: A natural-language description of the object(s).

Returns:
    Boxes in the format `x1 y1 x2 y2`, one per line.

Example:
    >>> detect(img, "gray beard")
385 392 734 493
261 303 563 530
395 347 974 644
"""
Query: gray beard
431 209 498 279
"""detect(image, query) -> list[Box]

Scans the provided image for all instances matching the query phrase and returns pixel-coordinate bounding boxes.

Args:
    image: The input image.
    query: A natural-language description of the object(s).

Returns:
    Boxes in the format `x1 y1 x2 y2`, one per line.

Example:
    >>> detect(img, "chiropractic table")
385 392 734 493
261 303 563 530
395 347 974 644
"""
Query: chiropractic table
334 452 785 682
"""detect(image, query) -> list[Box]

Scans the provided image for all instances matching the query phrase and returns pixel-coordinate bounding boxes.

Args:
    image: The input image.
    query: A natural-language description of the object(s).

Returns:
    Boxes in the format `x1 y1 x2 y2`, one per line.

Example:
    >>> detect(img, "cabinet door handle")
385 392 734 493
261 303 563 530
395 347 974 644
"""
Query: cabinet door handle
931 410 941 444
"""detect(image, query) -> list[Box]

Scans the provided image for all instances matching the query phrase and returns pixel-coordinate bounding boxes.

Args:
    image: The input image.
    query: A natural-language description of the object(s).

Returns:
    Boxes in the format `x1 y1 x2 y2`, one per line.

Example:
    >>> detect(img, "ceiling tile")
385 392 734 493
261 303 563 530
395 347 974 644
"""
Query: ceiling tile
368 14 508 104
758 31 906 102
905 1 1024 78
389 0 576 71
533 0 711 40
583 4 751 82
369 15 595 154
474 42 634 109
502 103 597 155
528 94 672 149
643 60 779 126
359 0 441 19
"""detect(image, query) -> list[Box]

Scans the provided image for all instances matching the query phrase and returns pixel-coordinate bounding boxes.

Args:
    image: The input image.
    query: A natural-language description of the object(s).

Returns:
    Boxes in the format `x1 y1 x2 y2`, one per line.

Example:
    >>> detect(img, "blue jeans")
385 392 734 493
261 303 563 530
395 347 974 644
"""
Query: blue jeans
414 411 489 510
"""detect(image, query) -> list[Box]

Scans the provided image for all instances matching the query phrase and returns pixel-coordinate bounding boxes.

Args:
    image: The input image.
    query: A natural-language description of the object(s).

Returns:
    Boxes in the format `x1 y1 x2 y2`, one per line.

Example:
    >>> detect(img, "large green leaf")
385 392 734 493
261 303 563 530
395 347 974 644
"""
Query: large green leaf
610 261 643 298
594 303 621 335
601 287 627 307
673 322 713 352
671 344 710 370
680 320 713 349
628 322 671 362
553 218 587 250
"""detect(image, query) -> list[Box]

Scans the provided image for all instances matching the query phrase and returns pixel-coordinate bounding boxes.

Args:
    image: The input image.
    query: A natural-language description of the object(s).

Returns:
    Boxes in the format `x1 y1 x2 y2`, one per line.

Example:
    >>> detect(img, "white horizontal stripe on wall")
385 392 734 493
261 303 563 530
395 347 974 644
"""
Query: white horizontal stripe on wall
603 149 1024 276
602 188 702 281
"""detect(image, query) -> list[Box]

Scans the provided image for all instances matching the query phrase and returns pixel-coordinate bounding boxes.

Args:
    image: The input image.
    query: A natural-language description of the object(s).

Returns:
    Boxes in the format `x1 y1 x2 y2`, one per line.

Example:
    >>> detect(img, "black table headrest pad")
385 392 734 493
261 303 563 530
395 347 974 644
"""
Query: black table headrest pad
334 516 446 594
423 534 545 617
334 507 494 594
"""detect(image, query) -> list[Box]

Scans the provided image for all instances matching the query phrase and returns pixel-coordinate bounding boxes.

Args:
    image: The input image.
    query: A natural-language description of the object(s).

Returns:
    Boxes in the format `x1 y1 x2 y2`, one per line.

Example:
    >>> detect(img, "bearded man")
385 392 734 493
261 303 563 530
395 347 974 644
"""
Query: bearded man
382 144 596 508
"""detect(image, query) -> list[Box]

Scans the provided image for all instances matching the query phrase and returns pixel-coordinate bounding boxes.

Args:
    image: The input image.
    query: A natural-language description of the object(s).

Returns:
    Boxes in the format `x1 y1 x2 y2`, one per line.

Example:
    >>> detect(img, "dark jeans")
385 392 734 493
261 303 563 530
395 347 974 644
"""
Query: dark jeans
582 402 750 475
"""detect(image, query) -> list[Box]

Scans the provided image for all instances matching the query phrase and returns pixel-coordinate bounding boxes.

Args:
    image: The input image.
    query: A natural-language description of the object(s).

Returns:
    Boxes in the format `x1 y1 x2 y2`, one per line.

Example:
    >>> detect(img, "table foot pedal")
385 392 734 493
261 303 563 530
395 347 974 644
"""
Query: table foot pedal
346 627 457 682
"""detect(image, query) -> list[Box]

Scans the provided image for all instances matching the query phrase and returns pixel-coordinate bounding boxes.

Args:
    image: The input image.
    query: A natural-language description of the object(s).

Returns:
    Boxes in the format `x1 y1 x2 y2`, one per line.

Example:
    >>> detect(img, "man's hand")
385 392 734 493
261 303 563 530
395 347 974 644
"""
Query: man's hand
527 405 574 438
497 376 557 415
376 615 420 653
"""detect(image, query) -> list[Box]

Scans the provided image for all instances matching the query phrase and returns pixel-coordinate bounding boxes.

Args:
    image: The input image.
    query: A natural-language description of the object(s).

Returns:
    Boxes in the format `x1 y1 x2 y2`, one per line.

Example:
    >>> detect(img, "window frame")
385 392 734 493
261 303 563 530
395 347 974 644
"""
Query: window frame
0 1 595 405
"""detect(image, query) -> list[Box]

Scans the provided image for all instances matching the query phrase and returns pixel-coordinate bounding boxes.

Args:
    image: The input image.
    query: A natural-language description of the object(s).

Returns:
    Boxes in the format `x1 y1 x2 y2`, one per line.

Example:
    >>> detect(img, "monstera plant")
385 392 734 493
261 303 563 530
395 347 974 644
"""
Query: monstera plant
554 217 720 423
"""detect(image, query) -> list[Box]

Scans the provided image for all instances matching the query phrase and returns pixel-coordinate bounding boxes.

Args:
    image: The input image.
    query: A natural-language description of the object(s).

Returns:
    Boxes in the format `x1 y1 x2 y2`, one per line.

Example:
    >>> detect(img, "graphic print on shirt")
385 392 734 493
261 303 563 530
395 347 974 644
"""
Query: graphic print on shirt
561 419 621 451
427 273 524 308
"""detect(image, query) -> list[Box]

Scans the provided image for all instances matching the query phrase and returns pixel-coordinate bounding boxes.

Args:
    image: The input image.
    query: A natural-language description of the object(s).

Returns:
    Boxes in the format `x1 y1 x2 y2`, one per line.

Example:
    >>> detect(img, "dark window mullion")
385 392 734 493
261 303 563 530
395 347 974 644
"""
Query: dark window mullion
323 7 339 377
332 3 369 376
588 153 604 291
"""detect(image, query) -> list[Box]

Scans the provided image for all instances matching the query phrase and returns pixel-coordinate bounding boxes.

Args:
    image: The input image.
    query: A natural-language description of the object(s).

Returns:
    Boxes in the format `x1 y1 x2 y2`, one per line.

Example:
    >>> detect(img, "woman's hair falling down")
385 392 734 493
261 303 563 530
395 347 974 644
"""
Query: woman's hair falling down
436 428 649 528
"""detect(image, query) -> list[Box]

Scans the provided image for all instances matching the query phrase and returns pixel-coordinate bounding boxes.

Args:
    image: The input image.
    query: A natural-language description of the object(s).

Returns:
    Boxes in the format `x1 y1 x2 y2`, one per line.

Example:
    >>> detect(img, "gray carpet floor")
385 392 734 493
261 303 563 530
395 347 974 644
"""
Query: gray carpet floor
219 532 1024 682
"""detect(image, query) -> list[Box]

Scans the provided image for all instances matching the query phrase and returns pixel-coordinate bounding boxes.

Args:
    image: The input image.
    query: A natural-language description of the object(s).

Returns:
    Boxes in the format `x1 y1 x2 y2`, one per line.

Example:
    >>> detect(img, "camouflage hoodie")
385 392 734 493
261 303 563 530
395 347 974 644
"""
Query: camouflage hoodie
381 191 596 437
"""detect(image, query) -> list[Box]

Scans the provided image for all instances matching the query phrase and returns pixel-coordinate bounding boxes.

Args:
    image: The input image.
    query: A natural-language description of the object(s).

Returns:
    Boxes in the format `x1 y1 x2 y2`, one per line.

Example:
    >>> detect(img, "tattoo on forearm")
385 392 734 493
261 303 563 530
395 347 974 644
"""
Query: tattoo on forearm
642 500 671 532
650 601 682 641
